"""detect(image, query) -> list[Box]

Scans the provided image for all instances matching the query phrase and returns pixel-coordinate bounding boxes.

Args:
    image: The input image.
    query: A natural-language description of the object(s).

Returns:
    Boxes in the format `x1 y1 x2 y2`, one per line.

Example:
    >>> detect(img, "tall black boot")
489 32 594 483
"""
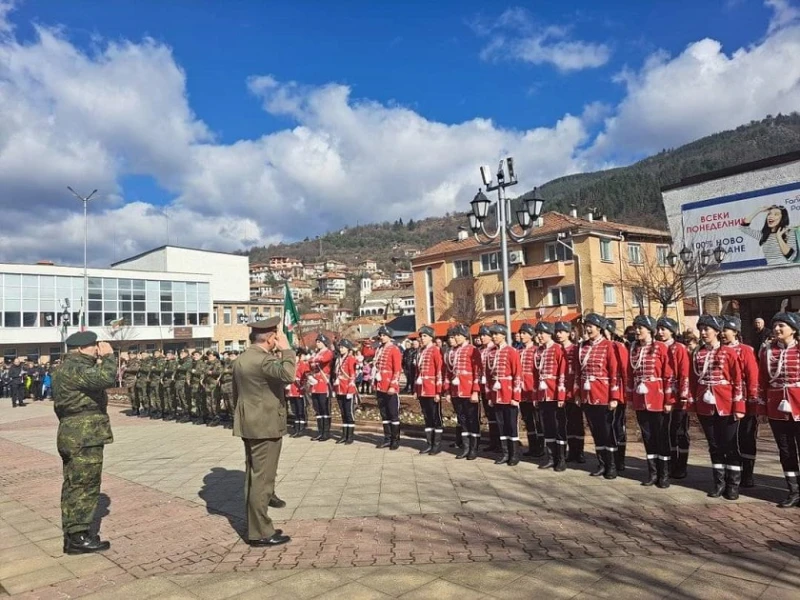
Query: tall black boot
494 440 510 465
389 423 400 450
707 466 726 498
641 458 658 486
657 459 671 489
604 449 618 480
466 435 478 460
576 438 586 463
615 444 626 473
345 426 355 445
290 420 302 438
566 439 577 463
539 442 555 469
523 433 538 457
507 439 520 466
450 425 463 448
724 467 741 501
430 431 442 455
485 423 501 452
535 434 546 458
419 430 433 454
336 424 348 444
553 443 566 472
311 417 323 441
741 459 755 488
377 423 391 448
456 435 470 459
672 451 688 479
778 475 800 508
590 449 606 477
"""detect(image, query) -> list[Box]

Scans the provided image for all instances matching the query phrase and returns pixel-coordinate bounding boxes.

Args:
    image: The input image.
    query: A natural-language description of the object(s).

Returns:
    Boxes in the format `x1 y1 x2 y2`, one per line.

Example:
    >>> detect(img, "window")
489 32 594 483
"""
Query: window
656 245 670 267
223 307 232 325
49 347 61 363
603 284 616 305
550 285 576 306
480 252 500 272
483 292 516 311
238 339 247 350
453 259 474 278
628 243 643 265
236 308 246 324
544 241 573 262
632 287 646 309
425 267 435 323
224 340 233 351
600 239 613 262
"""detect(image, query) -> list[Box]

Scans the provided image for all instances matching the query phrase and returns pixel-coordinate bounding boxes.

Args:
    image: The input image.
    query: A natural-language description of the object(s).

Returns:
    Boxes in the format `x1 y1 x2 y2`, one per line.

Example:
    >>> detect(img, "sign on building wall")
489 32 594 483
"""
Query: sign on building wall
681 181 800 271
173 326 193 340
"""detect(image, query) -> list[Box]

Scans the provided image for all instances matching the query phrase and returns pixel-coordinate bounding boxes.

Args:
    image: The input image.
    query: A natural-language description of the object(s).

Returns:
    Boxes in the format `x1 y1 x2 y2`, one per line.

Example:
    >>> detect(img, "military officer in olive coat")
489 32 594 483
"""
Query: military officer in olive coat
233 317 295 546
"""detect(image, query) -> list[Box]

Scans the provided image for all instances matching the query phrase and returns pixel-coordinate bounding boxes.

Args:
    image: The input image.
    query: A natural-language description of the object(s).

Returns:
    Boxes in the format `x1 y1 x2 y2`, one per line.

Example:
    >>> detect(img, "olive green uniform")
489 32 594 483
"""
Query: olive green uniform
175 355 192 417
149 355 165 415
189 358 205 421
123 358 140 412
220 358 235 417
162 356 177 417
204 359 223 422
136 357 152 414
52 353 116 536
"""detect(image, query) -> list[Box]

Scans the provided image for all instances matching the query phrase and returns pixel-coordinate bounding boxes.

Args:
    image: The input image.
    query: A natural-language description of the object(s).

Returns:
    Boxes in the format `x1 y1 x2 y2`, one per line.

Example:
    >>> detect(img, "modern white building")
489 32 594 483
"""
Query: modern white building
661 150 800 341
359 289 416 317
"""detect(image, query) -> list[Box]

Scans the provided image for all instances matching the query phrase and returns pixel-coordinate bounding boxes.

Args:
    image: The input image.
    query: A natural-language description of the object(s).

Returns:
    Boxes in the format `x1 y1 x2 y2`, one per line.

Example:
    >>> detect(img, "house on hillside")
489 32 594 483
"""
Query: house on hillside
288 279 313 300
360 289 415 318
317 272 347 300
357 259 378 274
324 259 347 273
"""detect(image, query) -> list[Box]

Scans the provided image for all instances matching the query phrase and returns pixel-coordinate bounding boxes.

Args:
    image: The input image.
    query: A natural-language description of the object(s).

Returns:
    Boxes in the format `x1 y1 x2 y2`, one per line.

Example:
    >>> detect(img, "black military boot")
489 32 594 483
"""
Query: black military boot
741 459 755 488
707 466 726 498
450 425 463 449
565 439 577 463
671 451 688 479
456 434 470 459
507 439 520 466
575 438 586 464
64 532 111 555
389 423 400 450
312 417 324 441
615 444 626 473
538 442 555 469
466 435 478 460
488 423 502 452
494 439 510 465
419 430 433 454
319 418 331 442
590 449 606 477
523 433 538 457
778 475 800 508
641 458 658 486
336 424 349 444
289 421 300 437
429 431 442 455
345 426 355 445
377 423 391 448
723 467 741 501
603 450 618 480
554 443 567 472
657 459 671 489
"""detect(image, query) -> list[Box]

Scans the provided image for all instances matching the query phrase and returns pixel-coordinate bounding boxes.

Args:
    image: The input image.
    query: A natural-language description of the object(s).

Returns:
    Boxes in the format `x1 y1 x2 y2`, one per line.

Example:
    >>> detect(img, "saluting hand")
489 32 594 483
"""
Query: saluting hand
274 330 291 351
97 341 114 357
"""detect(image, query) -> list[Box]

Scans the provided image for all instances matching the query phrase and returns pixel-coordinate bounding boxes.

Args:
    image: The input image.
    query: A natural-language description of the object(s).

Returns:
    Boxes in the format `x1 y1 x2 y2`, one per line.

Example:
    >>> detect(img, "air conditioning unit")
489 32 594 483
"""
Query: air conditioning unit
530 280 544 289
508 250 526 266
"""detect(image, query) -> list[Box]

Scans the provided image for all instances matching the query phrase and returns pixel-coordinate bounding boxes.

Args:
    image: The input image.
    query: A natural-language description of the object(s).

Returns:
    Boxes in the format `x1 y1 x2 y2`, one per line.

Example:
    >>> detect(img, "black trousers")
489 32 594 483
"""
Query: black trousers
494 404 519 441
481 396 497 432
565 401 585 446
460 398 480 435
418 397 443 431
585 404 616 453
540 402 567 445
613 404 627 450
520 402 544 438
337 394 355 426
698 414 741 469
403 368 415 391
738 415 758 462
636 411 670 459
311 392 331 424
289 396 306 425
668 408 690 457
769 419 800 474
11 383 24 406
376 391 400 425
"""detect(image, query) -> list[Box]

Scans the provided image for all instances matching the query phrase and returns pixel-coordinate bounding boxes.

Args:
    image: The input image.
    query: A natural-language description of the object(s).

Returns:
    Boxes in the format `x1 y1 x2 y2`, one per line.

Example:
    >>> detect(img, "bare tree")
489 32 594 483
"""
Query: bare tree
434 278 501 325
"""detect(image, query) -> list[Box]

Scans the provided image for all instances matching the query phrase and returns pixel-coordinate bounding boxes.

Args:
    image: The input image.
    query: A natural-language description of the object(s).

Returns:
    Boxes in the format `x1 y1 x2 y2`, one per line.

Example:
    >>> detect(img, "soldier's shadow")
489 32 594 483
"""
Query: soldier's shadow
90 493 111 536
199 467 247 541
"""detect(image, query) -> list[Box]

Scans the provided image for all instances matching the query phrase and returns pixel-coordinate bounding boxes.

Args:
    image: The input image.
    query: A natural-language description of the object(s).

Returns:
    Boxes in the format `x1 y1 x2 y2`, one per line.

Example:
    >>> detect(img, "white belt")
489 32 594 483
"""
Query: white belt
700 380 730 386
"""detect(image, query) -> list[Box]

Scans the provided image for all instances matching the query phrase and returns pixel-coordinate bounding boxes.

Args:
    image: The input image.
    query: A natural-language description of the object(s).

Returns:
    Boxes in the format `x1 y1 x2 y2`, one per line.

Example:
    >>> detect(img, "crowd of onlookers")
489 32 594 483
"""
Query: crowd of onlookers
0 358 55 406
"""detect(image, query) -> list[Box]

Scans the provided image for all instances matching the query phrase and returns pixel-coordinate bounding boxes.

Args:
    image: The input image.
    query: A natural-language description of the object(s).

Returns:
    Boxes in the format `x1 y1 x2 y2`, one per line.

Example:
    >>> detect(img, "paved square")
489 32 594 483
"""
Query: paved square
1 402 798 598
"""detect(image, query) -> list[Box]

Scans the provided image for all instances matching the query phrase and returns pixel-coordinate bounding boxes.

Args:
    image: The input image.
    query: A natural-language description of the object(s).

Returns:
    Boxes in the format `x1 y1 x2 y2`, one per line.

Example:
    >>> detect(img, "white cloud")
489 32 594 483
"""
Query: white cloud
766 0 800 33
0 0 15 35
475 7 611 72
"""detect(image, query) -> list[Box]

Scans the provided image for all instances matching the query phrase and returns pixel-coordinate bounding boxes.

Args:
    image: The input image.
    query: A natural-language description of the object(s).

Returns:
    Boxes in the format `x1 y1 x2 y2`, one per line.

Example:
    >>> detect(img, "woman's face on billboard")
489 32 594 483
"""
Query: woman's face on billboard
766 207 783 229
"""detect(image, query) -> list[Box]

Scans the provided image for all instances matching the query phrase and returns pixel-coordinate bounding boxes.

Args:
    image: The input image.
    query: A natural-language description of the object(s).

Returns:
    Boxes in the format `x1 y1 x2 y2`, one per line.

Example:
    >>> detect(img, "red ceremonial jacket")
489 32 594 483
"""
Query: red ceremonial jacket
533 342 566 403
726 341 761 416
373 342 402 393
690 344 744 417
575 337 620 405
561 342 577 402
415 344 443 397
625 341 673 411
759 341 800 422
612 340 629 405
333 354 358 396
442 342 481 399
665 340 691 410
307 348 334 395
286 359 309 397
519 343 537 402
485 343 522 404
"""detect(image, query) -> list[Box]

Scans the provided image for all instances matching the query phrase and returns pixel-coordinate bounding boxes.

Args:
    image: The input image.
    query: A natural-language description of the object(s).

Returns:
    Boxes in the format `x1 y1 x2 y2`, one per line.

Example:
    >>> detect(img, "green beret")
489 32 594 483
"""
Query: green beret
65 331 98 348
248 316 281 331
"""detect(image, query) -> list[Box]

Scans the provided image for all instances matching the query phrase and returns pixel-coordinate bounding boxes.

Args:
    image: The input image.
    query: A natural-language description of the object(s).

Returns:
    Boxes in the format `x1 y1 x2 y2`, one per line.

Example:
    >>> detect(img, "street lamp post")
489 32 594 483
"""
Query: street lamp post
67 187 97 332
468 158 545 344
667 243 727 316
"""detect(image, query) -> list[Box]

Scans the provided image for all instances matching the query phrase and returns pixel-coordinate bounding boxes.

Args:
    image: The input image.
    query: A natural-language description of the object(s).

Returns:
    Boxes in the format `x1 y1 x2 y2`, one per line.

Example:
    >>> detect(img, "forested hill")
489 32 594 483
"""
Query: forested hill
247 113 800 268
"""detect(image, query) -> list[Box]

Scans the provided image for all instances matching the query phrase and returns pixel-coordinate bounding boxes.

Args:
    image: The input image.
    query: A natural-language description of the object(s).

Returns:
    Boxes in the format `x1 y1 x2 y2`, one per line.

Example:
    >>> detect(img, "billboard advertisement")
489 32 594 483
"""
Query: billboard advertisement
681 181 800 271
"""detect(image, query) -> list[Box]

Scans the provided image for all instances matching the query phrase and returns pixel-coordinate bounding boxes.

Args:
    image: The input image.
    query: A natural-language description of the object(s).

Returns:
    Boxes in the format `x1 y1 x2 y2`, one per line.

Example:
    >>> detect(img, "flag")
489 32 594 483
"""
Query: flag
283 282 300 345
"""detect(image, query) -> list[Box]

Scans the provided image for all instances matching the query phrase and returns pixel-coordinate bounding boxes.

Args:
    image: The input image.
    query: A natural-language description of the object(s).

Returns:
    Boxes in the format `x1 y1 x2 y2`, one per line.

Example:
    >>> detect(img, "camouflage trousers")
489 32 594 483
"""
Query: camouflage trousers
123 381 136 411
206 386 221 418
136 383 149 410
221 383 235 414
190 385 204 418
175 381 188 414
162 381 174 414
59 445 104 535
149 382 164 412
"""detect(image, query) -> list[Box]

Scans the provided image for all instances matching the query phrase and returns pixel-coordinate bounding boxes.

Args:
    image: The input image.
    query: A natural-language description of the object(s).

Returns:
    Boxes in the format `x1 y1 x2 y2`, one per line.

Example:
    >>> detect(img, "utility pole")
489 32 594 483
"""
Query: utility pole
67 187 98 332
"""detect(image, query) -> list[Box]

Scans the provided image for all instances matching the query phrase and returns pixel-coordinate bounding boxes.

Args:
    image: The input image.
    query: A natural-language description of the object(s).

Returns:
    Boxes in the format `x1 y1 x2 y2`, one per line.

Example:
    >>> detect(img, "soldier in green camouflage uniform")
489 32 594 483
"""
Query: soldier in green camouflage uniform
219 351 237 426
123 352 140 415
149 350 165 419
52 331 115 555
189 350 205 424
175 349 192 422
136 352 152 417
204 351 223 427
161 350 177 420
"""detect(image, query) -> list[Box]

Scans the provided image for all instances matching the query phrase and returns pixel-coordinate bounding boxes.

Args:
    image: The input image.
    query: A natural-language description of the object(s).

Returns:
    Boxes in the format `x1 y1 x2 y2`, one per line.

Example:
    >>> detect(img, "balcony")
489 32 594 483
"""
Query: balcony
516 261 565 280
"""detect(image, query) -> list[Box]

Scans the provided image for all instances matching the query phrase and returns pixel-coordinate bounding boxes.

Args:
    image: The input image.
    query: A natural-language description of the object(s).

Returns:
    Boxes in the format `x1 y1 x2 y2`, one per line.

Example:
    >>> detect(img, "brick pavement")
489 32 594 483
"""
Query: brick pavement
1 403 799 599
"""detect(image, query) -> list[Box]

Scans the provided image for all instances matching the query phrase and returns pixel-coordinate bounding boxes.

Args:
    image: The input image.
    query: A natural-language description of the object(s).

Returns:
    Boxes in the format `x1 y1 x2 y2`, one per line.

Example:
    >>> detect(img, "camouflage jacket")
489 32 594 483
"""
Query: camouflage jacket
176 357 192 384
203 360 222 389
163 358 178 382
219 359 234 385
189 359 204 387
137 357 152 384
52 352 116 449
150 357 165 382
125 358 140 377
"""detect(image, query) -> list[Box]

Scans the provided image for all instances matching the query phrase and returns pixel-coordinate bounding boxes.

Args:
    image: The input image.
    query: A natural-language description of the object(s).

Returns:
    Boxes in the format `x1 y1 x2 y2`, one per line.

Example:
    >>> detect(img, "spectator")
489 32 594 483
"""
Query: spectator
360 360 372 395
751 317 770 349
42 369 52 399
401 339 418 393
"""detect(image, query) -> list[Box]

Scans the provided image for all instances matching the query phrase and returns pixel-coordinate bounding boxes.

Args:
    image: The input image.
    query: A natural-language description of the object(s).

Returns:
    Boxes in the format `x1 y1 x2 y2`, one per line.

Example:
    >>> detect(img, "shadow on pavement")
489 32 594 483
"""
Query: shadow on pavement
199 467 247 541
91 492 111 536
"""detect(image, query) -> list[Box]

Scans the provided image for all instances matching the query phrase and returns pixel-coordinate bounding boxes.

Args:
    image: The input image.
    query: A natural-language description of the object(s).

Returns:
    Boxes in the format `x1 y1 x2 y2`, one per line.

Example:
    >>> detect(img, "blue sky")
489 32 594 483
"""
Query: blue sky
1 0 799 264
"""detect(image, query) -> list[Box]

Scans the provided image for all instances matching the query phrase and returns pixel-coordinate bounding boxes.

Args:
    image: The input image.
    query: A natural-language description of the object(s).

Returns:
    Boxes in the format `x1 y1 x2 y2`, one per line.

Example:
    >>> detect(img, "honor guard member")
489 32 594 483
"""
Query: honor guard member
576 313 621 480
442 328 464 451
374 325 403 450
415 326 444 455
760 312 800 508
204 351 223 426
486 323 523 466
657 317 692 479
189 350 205 423
53 331 116 554
447 324 482 460
557 322 585 463
534 322 568 472
478 325 502 453
627 316 674 488
519 323 545 459
334 340 358 444
233 317 293 547
123 352 140 415
220 352 237 425
603 318 629 473
174 349 192 421
308 334 334 442
136 352 151 417
721 316 761 488
287 349 310 437
162 350 177 420
691 315 745 500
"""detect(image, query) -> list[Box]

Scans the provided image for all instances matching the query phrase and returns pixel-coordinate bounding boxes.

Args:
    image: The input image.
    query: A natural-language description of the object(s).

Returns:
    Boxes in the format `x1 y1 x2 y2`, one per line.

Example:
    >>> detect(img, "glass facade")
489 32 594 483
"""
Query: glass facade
0 273 210 329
